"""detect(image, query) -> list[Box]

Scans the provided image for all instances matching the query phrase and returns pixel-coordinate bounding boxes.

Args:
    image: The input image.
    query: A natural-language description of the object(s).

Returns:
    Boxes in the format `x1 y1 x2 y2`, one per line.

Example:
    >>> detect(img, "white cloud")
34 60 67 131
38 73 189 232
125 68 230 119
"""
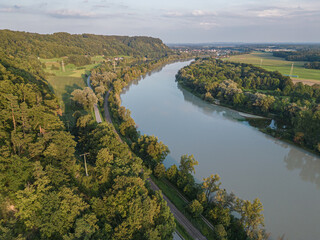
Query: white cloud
256 9 287 18
164 11 183 17
192 10 206 16
199 22 219 29
49 9 97 18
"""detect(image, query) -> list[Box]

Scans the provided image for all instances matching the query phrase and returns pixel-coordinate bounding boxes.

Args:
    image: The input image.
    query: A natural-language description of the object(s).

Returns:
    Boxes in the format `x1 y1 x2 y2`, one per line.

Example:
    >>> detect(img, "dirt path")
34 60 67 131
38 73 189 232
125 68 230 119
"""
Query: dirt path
87 76 102 123
103 88 207 240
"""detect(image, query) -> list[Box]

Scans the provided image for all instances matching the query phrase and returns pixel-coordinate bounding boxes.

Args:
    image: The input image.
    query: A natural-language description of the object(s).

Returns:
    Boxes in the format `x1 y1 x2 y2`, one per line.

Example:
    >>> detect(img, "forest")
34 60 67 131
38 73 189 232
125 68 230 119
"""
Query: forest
0 30 172 59
0 31 177 239
176 58 320 153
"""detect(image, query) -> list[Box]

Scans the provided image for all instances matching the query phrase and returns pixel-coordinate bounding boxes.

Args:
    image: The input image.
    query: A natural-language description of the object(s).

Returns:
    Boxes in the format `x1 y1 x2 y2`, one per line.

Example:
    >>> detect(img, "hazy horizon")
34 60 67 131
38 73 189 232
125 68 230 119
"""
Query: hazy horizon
1 0 319 43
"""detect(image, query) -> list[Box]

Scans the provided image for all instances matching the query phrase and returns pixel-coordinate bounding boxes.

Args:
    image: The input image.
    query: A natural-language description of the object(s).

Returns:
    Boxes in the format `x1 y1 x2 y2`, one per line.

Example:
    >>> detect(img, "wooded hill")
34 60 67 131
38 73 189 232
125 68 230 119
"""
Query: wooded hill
0 30 175 239
0 30 172 59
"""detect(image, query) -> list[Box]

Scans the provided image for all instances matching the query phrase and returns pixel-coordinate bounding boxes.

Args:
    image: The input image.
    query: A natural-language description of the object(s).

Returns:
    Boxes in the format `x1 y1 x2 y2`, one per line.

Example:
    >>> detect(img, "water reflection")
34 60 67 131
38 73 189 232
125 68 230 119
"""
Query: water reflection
122 64 166 94
177 83 247 122
284 147 320 188
178 81 320 189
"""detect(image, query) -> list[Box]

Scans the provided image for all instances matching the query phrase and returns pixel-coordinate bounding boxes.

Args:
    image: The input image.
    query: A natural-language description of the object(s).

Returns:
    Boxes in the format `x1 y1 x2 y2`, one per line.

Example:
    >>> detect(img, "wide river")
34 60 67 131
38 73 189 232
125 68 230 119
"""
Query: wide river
120 61 320 240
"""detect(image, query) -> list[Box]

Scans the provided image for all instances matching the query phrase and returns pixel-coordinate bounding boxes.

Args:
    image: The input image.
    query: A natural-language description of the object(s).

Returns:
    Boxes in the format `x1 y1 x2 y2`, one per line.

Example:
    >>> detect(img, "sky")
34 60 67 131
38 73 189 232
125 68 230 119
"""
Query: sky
0 0 319 43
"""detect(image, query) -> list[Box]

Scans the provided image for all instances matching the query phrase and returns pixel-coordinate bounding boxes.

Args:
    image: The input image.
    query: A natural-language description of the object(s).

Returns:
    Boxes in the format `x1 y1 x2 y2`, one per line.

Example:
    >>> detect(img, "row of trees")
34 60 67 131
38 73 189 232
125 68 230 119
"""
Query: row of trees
65 55 91 67
176 58 320 153
273 50 320 62
304 62 320 70
90 56 267 239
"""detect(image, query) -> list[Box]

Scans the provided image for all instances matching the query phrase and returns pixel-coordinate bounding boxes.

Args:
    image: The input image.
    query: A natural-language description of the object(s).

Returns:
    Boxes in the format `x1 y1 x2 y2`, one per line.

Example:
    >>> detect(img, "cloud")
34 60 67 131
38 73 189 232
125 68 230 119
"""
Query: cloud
164 11 183 17
0 4 21 13
246 5 320 19
163 9 216 19
199 22 219 29
256 9 287 18
192 10 206 16
49 9 98 18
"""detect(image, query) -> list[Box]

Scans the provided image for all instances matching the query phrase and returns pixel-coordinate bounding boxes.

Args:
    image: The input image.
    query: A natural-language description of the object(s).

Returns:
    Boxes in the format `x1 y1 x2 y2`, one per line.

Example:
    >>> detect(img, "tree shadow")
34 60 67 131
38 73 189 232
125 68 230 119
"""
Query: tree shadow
62 83 88 129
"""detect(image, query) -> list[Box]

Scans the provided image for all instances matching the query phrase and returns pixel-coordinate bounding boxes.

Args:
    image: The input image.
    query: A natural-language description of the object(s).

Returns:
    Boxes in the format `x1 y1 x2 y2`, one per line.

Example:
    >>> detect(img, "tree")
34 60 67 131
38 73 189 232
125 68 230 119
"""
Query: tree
15 162 88 238
71 87 98 110
235 198 265 240
166 164 178 183
207 206 231 227
187 199 203 217
214 224 227 240
179 154 198 175
132 135 169 168
202 174 221 203
253 93 275 112
154 163 166 179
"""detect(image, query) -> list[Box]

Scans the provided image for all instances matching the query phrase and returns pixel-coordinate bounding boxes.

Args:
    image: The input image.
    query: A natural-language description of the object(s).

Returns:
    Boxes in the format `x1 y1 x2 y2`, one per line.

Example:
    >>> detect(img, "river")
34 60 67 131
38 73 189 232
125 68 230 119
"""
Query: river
120 60 320 240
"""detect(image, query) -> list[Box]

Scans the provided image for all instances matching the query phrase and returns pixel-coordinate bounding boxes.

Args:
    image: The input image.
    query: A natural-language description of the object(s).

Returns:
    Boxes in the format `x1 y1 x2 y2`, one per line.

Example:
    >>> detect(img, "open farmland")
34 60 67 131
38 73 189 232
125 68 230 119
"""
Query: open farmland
225 51 320 84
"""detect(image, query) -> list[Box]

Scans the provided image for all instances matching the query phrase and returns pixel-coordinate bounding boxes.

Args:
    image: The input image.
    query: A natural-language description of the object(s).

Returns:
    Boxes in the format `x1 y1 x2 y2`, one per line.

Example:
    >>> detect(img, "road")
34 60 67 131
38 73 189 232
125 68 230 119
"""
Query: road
102 87 207 240
148 179 207 240
87 75 102 123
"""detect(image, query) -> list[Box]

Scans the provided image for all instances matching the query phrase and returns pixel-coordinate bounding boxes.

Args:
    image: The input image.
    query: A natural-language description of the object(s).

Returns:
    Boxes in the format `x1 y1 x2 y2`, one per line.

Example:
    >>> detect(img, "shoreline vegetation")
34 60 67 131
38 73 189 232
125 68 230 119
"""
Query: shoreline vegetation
90 57 267 240
176 58 320 156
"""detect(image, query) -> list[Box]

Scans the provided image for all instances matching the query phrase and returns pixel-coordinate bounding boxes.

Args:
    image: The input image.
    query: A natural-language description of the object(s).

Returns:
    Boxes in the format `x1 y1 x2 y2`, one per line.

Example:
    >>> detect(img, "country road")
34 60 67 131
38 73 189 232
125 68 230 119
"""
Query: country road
87 75 102 123
101 85 207 240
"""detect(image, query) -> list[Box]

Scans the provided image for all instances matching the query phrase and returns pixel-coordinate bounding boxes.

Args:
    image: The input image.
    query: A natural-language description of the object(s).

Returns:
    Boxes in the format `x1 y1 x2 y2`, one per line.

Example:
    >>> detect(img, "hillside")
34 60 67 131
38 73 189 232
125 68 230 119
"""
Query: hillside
0 30 176 239
0 30 172 59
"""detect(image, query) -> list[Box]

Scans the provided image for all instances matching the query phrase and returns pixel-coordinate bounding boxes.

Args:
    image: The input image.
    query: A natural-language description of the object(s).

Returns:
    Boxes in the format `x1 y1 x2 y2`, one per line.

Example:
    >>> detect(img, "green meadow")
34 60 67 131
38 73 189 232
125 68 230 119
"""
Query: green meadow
225 52 320 81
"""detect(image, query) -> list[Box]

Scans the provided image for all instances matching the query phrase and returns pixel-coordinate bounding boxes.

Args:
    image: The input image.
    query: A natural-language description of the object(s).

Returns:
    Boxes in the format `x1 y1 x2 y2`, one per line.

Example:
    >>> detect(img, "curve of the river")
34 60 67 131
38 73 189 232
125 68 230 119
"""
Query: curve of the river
120 60 320 240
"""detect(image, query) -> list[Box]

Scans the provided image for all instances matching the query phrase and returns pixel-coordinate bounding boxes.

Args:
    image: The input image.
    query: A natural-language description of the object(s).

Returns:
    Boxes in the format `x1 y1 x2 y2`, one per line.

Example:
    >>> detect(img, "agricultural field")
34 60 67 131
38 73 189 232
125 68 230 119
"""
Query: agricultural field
40 55 105 77
42 56 106 126
225 52 320 84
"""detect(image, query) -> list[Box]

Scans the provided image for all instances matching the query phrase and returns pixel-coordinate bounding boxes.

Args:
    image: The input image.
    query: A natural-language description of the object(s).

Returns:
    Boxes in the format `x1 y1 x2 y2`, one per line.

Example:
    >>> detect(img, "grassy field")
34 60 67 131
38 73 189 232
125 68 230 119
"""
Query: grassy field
40 56 104 77
46 75 87 112
225 52 320 82
42 56 106 126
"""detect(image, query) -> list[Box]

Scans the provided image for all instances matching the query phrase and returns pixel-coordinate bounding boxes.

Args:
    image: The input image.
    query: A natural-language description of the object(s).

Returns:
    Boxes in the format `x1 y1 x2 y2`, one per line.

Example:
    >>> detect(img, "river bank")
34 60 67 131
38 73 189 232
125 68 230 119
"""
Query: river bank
120 61 320 240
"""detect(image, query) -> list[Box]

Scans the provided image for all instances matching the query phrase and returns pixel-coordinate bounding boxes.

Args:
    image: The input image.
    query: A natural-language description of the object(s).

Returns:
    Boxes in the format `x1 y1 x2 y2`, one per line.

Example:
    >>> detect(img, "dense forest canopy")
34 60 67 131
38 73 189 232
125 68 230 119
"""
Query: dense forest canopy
176 58 320 153
0 30 176 239
0 30 172 59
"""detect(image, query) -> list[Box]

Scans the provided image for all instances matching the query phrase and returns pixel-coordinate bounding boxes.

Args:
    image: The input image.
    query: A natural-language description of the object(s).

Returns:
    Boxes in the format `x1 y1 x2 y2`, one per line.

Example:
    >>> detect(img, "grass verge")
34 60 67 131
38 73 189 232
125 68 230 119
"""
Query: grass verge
175 220 193 240
151 176 215 239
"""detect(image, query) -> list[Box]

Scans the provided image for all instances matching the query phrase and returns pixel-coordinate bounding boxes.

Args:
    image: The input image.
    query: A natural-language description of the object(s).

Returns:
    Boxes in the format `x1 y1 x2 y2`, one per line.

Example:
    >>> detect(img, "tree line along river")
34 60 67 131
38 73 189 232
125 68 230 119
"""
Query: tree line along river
120 60 320 240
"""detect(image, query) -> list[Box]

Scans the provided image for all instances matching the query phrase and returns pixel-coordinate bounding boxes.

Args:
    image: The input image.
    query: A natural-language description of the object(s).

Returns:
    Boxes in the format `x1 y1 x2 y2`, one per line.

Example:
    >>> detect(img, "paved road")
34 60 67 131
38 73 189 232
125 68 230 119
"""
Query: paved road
102 88 207 240
87 75 102 123
148 180 207 240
